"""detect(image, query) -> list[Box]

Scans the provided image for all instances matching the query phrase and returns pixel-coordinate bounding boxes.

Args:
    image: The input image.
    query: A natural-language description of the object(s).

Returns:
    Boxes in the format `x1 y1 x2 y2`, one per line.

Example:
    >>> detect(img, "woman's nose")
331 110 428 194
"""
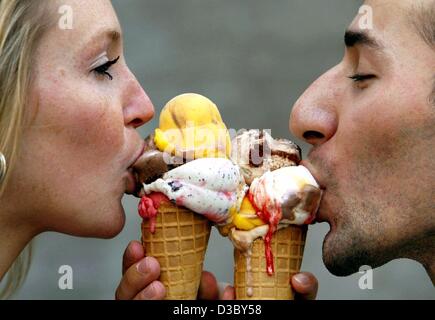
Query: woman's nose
123 75 155 128
289 66 339 146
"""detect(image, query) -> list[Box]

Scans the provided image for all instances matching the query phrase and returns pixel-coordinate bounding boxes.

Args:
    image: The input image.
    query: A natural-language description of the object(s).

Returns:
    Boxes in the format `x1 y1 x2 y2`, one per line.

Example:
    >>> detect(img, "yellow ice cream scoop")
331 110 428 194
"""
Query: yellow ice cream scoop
154 93 231 159
219 196 266 236
233 196 265 230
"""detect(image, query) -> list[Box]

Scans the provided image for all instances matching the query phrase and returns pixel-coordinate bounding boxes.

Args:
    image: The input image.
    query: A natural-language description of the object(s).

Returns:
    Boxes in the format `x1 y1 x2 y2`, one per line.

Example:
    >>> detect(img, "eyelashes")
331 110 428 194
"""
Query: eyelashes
92 56 120 80
348 74 376 82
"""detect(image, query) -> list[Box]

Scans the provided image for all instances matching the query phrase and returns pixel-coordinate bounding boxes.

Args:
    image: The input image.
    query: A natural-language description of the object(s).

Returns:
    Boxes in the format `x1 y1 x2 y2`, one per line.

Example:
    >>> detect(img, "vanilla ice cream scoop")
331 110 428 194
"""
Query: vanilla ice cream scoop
142 157 247 224
249 165 321 227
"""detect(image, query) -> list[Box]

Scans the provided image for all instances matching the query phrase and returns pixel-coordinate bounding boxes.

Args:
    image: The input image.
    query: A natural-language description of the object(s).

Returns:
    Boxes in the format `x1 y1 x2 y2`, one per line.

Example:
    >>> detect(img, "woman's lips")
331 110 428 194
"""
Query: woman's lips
124 142 147 196
125 168 140 195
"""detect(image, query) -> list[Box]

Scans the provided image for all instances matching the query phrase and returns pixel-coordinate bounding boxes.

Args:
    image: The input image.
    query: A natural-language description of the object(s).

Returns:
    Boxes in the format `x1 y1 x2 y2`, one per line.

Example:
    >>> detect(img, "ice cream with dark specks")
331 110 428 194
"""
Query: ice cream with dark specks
141 157 246 225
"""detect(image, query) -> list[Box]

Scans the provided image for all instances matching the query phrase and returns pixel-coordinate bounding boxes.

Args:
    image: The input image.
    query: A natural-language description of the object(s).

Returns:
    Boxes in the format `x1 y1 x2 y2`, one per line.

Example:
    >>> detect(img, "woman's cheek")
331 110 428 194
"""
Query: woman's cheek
43 86 124 169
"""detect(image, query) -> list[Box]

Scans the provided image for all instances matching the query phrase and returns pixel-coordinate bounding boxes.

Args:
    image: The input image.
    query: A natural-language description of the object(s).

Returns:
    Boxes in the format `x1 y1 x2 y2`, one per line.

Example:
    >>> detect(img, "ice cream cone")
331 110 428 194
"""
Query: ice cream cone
234 225 307 300
141 202 211 300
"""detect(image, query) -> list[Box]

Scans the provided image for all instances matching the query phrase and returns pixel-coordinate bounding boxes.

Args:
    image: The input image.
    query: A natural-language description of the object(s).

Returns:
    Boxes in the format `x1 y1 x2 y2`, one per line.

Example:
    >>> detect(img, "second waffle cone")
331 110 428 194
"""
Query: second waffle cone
141 202 211 300
234 225 307 300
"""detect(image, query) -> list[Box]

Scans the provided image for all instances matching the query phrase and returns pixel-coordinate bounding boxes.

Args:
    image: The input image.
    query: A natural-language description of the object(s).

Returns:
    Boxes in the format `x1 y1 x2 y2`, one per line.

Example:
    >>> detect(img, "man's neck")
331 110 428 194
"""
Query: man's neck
402 233 435 285
421 240 435 285
428 262 435 285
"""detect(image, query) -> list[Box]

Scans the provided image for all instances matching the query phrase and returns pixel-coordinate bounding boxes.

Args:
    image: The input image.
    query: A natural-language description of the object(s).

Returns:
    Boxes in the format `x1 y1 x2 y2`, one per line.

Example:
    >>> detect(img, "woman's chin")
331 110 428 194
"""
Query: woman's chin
98 207 126 239
71 205 126 239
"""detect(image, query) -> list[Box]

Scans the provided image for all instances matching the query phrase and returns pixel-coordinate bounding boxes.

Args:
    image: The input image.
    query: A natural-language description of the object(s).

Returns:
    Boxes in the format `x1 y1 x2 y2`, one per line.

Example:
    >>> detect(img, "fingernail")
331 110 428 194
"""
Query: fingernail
140 282 156 299
293 273 310 286
218 282 231 299
141 281 166 300
137 257 150 274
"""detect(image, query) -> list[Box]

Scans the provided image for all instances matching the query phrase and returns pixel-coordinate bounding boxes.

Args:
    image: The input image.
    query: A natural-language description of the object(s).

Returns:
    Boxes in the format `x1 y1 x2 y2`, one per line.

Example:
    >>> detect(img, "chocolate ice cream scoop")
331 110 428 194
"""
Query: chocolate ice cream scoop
132 134 194 196
281 183 322 222
231 129 301 185
133 149 170 185
132 134 175 196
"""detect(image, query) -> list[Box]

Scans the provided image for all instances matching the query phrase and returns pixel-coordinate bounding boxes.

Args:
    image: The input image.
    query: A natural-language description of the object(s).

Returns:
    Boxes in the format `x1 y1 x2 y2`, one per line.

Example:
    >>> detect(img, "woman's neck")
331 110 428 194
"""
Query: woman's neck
0 205 36 280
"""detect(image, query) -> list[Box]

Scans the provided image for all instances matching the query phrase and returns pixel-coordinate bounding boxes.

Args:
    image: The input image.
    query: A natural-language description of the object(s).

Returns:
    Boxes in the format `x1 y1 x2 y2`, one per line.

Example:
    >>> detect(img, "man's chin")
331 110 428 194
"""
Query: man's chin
321 230 366 277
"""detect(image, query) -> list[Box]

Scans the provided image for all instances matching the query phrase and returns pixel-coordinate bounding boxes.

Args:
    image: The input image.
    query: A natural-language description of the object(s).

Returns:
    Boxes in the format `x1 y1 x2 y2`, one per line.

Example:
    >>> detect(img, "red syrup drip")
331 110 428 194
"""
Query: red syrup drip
138 192 170 234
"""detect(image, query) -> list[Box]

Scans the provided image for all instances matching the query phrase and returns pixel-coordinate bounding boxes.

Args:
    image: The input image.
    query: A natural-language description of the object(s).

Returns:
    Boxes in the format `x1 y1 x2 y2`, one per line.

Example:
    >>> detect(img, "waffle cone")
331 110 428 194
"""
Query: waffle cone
141 202 211 300
234 225 307 300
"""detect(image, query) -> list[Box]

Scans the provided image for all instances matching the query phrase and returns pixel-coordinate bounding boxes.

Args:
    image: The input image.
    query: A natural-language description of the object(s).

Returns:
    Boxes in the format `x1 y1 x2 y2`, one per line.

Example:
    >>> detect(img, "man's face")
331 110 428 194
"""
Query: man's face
290 0 435 275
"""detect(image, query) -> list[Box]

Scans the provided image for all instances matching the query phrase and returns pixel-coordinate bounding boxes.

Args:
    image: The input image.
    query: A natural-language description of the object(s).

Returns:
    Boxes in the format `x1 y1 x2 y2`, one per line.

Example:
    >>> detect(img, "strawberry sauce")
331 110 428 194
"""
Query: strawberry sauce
248 191 282 276
138 192 170 234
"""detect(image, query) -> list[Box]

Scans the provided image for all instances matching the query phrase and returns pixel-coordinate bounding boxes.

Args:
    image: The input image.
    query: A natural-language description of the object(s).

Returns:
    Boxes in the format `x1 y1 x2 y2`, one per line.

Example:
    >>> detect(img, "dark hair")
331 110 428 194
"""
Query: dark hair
409 1 435 105
410 2 435 48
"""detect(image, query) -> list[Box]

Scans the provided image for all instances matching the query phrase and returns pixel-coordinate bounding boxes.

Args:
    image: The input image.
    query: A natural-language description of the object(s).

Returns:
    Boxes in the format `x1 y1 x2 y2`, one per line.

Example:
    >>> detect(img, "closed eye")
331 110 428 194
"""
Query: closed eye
92 56 120 80
348 74 376 82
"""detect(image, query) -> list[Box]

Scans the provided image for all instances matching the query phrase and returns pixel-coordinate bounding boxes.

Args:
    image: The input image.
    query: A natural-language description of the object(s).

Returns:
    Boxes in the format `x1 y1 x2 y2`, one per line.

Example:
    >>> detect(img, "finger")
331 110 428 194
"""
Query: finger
133 280 166 300
291 272 318 300
221 285 235 300
116 256 160 300
197 271 219 300
122 240 145 275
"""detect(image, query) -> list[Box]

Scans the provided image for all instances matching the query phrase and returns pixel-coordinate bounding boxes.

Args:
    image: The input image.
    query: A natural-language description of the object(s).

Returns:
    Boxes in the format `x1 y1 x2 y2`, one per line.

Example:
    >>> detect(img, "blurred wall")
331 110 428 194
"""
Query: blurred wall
12 0 434 299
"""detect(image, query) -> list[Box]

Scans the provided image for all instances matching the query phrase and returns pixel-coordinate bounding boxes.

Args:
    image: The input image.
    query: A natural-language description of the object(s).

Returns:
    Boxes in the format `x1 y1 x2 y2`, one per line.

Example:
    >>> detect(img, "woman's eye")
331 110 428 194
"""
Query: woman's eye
92 56 120 80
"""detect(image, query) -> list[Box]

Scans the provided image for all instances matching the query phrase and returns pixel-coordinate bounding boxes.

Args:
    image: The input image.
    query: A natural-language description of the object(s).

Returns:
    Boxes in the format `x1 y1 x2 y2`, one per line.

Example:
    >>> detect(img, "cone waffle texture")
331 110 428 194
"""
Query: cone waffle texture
141 202 211 300
234 225 307 300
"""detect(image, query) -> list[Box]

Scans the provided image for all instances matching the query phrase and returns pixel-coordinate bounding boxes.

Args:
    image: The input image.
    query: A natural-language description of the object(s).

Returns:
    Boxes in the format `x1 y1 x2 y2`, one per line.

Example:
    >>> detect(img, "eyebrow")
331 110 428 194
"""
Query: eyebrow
90 29 121 45
344 30 383 50
80 28 122 61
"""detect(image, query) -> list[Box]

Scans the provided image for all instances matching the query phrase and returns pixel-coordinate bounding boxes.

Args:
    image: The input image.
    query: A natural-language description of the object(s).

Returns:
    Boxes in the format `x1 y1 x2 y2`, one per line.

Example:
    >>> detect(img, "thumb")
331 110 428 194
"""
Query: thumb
291 272 318 300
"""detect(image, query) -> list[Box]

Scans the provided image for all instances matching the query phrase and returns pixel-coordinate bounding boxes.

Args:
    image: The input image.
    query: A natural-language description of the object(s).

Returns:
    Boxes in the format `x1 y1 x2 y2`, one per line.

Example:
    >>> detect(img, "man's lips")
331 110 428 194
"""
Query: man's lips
299 160 323 185
299 160 327 224
314 193 329 223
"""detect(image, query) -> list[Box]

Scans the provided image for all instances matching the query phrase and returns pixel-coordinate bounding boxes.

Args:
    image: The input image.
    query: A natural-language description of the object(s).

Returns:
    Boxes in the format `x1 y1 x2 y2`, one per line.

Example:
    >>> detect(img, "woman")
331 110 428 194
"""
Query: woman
0 0 317 300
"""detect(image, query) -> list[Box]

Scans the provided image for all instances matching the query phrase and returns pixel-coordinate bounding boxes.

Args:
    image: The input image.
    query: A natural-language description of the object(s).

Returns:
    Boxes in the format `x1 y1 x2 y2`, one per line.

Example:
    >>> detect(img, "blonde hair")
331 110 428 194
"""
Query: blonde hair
0 0 53 299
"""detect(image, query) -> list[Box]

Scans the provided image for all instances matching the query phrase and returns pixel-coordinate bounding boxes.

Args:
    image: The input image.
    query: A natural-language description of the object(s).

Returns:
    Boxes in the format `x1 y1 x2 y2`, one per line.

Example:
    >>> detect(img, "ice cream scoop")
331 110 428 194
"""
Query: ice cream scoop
133 93 233 193
141 157 247 224
249 165 321 226
231 129 301 184
154 93 231 161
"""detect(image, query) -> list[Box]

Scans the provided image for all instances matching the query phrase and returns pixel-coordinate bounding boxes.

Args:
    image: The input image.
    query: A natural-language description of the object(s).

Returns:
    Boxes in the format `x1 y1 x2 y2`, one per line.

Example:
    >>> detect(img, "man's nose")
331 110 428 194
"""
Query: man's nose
289 65 340 146
123 72 155 128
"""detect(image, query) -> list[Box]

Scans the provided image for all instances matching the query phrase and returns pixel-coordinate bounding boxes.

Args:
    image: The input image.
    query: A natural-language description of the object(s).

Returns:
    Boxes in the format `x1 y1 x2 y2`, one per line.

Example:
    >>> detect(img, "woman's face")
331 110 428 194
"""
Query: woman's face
8 0 154 238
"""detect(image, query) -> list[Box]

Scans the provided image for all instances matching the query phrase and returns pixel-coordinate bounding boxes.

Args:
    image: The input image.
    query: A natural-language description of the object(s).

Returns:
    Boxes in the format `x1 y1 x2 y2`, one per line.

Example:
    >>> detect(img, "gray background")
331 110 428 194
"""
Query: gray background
12 0 435 299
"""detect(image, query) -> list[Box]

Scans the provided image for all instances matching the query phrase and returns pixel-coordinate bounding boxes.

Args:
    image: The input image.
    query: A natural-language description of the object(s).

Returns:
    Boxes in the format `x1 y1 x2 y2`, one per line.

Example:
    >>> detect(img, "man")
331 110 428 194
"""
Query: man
290 0 434 284
116 0 434 299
